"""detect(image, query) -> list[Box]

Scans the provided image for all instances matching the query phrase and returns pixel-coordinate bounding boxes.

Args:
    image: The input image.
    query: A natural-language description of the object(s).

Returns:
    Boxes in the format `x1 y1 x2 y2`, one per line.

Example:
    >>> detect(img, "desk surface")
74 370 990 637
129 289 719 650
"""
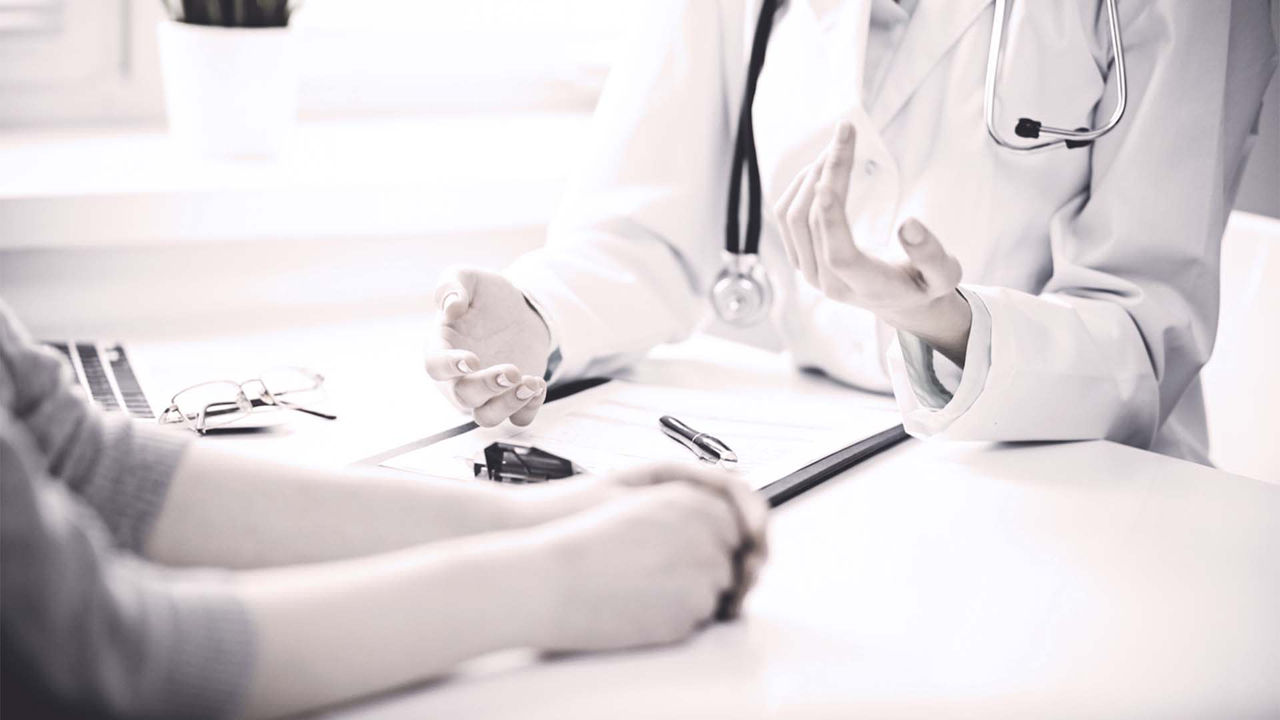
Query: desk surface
124 314 1279 720
330 441 1278 720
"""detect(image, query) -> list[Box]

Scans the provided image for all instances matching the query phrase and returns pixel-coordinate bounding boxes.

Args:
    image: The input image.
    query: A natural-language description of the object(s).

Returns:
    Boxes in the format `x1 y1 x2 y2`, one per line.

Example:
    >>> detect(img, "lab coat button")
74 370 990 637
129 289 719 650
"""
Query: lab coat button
864 160 879 176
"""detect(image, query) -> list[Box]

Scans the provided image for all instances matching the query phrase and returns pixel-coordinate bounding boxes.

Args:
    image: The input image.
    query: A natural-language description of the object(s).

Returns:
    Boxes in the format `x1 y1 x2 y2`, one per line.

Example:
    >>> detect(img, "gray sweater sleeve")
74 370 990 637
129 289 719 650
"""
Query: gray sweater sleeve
0 306 186 553
1 307 254 719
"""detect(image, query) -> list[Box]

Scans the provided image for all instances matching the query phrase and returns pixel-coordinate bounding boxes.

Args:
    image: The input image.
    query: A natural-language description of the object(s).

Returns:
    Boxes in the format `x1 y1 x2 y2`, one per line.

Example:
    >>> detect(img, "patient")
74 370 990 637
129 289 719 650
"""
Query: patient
0 303 766 719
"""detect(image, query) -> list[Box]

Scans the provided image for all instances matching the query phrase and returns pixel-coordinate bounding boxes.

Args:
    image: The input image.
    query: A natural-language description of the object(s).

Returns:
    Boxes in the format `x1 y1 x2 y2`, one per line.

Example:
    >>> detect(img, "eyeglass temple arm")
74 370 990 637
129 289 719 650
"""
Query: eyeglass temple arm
181 400 336 433
289 406 338 420
243 395 337 420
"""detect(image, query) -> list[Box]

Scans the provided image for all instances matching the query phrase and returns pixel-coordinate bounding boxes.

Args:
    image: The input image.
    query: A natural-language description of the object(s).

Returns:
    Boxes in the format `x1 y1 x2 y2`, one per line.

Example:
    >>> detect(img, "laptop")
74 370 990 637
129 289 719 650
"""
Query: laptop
44 341 157 420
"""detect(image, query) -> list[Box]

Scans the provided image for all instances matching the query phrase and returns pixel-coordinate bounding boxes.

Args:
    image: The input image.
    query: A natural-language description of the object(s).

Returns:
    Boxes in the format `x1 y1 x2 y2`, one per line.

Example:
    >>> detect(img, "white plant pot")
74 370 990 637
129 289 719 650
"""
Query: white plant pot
157 20 298 158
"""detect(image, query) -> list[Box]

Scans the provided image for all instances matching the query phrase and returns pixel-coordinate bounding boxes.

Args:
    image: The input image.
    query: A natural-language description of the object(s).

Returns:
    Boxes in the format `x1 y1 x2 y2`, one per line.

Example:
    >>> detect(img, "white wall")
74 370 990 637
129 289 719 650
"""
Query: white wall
1235 68 1279 219
1200 212 1280 481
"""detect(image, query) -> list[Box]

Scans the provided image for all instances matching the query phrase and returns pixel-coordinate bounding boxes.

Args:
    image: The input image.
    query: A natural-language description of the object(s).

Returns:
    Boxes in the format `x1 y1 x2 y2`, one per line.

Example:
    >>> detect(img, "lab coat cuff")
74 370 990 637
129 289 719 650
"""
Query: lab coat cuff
505 255 590 384
519 290 563 382
888 286 992 437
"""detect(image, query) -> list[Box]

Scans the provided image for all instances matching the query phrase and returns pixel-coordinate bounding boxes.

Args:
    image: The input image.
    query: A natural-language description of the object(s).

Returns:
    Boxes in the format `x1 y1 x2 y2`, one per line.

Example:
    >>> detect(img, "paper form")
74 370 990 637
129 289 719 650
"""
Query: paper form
383 380 901 490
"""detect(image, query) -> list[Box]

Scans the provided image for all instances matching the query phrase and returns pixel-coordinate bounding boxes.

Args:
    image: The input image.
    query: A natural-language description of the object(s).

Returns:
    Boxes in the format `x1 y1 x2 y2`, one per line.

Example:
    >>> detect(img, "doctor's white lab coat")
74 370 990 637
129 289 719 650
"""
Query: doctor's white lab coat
506 0 1278 464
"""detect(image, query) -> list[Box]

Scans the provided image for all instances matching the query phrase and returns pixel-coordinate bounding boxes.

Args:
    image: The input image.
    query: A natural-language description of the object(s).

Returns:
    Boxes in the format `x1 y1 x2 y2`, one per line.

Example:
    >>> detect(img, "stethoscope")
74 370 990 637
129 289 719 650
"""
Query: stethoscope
712 0 1130 327
985 0 1128 150
712 0 781 327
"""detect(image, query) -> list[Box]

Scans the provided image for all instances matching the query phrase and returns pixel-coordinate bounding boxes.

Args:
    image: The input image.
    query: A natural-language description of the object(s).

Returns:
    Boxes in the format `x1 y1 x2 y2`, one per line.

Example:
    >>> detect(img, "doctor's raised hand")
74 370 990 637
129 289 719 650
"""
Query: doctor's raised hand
426 267 553 426
776 122 972 367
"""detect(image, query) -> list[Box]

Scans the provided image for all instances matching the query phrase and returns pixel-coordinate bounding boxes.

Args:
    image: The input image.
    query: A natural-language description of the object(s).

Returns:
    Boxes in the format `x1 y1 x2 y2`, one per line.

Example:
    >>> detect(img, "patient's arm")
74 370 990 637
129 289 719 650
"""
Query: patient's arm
238 479 743 719
144 444 622 569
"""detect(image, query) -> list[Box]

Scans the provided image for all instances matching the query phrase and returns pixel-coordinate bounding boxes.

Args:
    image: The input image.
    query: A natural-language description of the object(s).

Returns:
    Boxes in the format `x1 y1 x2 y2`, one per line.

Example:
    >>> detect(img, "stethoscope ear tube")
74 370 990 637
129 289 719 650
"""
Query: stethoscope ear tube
985 0 1128 151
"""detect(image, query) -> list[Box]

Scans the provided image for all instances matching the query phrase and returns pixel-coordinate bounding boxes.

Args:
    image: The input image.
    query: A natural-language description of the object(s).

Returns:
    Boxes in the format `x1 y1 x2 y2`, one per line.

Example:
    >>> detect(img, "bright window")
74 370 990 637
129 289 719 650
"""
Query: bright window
0 0 140 124
0 0 639 125
295 0 638 115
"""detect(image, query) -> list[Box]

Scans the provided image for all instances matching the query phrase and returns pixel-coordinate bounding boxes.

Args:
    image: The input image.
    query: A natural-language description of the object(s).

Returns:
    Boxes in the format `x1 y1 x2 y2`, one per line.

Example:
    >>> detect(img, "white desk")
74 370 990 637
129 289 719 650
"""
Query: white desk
117 314 1280 719
340 439 1278 720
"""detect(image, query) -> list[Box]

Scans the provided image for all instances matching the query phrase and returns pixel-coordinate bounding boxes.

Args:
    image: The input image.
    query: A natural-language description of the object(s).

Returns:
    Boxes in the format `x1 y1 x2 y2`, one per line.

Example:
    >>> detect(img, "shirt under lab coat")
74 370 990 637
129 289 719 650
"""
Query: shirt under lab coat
507 0 1278 464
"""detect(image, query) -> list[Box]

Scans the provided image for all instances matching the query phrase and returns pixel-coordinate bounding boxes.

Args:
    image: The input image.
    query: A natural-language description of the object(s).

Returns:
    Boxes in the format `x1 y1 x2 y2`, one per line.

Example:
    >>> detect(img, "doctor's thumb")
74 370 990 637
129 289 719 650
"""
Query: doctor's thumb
434 268 480 322
898 219 961 294
898 219 932 246
898 219 949 259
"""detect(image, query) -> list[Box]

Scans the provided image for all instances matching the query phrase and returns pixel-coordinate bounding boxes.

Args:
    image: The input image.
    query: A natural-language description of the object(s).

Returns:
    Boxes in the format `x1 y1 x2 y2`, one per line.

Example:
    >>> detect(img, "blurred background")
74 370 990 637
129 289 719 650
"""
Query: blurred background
0 0 1276 476
0 0 642 333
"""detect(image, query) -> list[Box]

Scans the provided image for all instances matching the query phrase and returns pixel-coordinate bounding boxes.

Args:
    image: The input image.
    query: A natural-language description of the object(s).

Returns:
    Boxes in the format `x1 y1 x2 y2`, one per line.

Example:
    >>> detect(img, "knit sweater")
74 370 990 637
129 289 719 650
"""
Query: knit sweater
0 303 253 719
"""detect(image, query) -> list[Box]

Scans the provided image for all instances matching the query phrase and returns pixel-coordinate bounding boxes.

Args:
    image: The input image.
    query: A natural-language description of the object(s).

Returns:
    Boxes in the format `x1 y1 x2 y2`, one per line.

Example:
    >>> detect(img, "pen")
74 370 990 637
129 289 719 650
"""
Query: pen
659 415 738 466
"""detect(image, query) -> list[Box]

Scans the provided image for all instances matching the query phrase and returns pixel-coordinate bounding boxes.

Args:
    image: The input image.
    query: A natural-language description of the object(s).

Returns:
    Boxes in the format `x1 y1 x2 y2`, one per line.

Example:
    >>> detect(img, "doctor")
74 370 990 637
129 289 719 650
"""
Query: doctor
426 0 1277 463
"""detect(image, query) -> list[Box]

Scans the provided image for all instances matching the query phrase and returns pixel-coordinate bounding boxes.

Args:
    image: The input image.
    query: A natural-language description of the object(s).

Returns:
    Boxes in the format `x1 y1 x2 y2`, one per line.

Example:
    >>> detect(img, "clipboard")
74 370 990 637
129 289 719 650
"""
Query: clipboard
357 377 908 507
757 423 907 506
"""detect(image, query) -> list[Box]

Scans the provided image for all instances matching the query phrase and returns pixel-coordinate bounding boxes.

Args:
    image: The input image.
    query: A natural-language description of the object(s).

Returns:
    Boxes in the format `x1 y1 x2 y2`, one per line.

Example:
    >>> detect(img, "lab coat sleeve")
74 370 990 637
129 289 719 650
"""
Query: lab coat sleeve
888 1 1279 448
505 0 743 382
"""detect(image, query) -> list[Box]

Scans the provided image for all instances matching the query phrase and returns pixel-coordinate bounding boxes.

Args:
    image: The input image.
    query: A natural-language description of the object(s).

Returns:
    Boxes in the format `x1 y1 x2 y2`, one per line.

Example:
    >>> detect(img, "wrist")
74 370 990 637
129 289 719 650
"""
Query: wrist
522 296 553 351
497 477 623 530
881 291 972 366
419 527 561 652
491 523 564 650
520 292 558 379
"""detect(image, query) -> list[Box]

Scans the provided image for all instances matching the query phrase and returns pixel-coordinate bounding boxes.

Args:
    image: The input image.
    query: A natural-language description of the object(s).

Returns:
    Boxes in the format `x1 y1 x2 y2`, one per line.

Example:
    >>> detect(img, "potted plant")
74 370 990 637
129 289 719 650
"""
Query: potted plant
157 1 300 158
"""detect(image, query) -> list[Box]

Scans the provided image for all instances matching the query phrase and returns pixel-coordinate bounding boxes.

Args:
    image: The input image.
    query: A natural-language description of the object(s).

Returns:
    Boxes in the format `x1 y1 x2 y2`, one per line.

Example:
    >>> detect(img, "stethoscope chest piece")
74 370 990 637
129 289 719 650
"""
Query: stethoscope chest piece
711 252 773 327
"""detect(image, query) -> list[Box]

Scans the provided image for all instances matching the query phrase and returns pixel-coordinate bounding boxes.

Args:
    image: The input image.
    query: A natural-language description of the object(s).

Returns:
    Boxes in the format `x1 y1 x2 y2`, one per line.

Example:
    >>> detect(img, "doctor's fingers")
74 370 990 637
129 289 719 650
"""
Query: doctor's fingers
452 364 523 409
811 122 862 266
773 163 814 267
809 196 863 302
474 377 546 428
508 378 547 427
817 121 857 200
784 164 824 285
425 348 481 381
898 219 962 298
434 267 481 324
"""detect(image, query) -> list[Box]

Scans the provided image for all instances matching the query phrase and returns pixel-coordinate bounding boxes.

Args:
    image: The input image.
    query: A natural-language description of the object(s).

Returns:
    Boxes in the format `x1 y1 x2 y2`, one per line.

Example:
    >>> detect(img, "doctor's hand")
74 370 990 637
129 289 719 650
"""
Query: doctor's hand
426 268 553 427
775 122 972 366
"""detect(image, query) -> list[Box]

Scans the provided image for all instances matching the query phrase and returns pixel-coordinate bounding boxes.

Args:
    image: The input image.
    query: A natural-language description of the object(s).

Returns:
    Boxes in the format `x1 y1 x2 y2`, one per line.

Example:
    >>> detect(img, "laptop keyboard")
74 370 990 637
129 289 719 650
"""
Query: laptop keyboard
46 341 155 419
106 345 154 418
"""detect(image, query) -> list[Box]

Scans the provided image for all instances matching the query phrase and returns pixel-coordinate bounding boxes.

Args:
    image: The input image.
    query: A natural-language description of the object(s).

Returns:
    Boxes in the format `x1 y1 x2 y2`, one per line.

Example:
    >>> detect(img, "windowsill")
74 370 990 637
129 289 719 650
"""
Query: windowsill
0 112 592 248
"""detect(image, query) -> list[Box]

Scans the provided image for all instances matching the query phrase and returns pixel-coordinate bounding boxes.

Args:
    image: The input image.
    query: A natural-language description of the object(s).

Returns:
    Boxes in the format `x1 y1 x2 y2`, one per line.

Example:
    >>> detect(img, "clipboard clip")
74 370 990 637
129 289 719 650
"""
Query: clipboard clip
474 441 584 483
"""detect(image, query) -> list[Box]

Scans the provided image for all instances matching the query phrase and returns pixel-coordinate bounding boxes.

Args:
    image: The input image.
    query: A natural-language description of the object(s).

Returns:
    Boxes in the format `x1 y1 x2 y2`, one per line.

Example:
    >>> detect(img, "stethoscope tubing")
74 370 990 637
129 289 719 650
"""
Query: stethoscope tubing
725 0 781 257
985 0 1128 151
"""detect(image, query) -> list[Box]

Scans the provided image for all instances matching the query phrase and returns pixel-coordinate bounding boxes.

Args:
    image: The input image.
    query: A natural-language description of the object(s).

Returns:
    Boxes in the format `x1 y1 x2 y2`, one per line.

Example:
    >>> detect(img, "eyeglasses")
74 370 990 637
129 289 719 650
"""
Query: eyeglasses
158 366 337 434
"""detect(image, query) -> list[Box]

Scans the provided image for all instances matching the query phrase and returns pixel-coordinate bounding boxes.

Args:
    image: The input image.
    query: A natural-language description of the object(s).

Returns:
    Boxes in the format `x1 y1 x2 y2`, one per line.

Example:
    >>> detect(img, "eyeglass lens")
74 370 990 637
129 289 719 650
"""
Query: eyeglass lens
256 367 325 407
170 381 249 431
